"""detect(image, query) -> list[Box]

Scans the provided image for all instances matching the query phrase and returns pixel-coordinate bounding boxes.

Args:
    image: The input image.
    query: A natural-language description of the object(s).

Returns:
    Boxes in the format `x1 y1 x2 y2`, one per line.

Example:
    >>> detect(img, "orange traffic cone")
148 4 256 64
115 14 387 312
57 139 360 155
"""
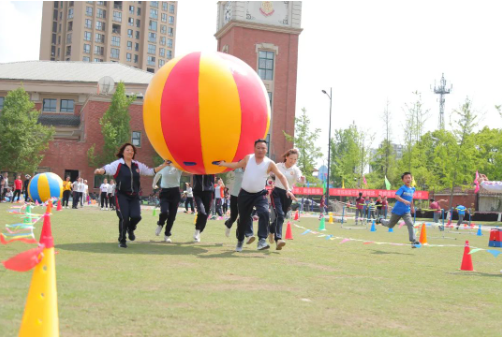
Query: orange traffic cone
47 200 53 214
56 200 62 212
294 210 299 221
285 222 293 240
419 223 428 245
460 240 474 271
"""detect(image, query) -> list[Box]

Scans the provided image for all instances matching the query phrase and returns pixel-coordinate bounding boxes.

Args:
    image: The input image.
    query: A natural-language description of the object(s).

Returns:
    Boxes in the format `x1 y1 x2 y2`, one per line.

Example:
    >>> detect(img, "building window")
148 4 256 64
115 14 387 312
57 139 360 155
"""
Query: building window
97 8 106 19
159 59 165 67
52 21 57 33
127 41 132 50
86 6 93 16
57 47 60 56
167 38 173 48
258 51 274 81
84 19 92 29
112 36 121 46
0 97 4 110
148 32 156 42
126 53 132 62
159 36 166 45
83 43 91 54
168 27 173 36
84 31 91 41
135 31 140 39
69 1 74 6
95 33 105 43
168 16 174 24
148 44 156 54
52 34 56 44
113 11 122 22
161 13 167 22
95 21 105 31
160 25 166 34
162 2 167 11
128 17 134 26
112 24 121 34
135 43 139 51
169 4 175 13
60 99 74 113
113 1 122 10
58 36 61 45
43 99 57 112
66 33 72 44
68 21 73 31
137 7 141 15
97 1 105 5
94 58 103 62
68 8 74 19
167 50 172 59
94 46 104 55
150 9 158 19
59 11 62 20
136 19 141 28
66 45 71 56
83 56 90 62
159 48 165 57
132 131 141 147
147 56 156 66
58 23 61 32
134 54 138 63
111 48 120 58
54 1 58 9
53 9 58 20
127 29 133 38
149 20 157 31
151 1 159 8
129 5 134 14
51 45 56 57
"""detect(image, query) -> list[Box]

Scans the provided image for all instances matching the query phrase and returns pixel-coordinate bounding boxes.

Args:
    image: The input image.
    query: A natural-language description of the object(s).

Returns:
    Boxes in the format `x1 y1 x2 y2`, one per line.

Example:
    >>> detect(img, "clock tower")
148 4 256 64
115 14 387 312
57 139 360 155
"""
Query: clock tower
215 1 303 161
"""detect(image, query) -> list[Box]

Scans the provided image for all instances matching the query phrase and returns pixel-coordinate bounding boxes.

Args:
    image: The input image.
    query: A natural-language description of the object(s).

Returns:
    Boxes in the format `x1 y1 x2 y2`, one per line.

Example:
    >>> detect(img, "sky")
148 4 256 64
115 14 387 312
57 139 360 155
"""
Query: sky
2 1 502 161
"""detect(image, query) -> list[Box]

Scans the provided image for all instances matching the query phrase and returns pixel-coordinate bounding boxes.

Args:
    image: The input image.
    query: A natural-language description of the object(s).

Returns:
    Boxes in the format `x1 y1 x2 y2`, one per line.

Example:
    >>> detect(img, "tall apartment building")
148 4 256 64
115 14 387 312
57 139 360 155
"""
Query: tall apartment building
40 1 177 73
215 1 302 161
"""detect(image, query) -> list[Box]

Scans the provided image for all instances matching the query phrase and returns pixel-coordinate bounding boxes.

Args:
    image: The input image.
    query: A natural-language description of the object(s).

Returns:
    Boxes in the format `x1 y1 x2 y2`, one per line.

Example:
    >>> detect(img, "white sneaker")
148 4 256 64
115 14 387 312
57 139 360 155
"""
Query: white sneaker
106 207 109 211
164 236 172 243
101 207 104 210
194 229 201 243
155 225 162 236
246 236 256 245
236 240 244 252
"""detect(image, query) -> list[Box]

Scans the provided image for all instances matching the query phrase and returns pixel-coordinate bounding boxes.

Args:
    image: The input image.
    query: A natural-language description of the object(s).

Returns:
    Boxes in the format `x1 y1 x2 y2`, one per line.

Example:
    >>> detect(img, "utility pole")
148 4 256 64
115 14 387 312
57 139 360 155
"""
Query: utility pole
432 73 452 130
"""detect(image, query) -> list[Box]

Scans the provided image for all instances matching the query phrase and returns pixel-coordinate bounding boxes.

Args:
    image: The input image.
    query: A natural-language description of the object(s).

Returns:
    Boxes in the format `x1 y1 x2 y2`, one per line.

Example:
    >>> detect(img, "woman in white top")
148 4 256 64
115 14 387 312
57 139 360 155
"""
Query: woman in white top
184 182 194 214
270 149 305 248
108 179 116 210
100 179 110 210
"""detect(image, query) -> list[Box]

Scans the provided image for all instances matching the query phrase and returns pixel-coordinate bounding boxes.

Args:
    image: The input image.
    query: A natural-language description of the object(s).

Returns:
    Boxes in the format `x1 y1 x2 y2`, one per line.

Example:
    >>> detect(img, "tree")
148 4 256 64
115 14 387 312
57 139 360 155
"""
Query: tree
0 87 54 173
283 108 323 183
87 82 136 166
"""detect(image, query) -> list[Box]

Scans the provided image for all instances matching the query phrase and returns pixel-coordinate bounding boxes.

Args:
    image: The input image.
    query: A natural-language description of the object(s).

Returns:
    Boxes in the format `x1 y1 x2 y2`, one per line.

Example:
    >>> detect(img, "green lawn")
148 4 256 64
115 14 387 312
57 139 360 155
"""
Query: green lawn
0 203 501 336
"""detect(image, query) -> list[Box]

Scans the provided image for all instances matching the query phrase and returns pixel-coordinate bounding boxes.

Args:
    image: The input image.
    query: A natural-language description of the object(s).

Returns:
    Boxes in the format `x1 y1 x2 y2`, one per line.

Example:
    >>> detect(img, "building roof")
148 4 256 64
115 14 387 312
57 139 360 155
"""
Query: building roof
0 61 154 85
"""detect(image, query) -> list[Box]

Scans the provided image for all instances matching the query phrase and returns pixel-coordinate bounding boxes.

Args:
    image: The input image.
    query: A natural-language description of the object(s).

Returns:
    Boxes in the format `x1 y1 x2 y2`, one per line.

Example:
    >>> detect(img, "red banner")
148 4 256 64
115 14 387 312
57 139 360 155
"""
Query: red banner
292 187 429 200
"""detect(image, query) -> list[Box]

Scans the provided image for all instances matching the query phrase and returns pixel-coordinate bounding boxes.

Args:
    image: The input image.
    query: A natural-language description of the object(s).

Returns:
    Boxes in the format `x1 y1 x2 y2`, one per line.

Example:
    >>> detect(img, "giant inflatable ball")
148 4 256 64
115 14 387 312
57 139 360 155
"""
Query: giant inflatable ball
143 52 271 174
28 172 63 203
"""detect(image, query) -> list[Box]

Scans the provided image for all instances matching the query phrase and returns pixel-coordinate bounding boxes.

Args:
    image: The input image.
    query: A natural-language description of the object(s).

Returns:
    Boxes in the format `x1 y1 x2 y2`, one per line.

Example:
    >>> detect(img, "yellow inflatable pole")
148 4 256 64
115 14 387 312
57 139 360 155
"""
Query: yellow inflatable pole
19 212 59 337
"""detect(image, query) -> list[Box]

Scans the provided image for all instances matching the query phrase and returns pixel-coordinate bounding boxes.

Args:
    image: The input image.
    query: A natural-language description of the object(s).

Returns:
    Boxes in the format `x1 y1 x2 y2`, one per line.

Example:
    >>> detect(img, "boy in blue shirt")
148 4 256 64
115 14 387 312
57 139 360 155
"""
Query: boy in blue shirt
378 172 421 248
456 204 466 230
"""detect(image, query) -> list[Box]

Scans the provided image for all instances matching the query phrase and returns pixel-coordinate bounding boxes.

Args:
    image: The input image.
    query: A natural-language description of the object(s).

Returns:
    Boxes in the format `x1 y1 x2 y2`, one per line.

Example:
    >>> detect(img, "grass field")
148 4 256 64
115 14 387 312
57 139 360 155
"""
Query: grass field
0 203 501 337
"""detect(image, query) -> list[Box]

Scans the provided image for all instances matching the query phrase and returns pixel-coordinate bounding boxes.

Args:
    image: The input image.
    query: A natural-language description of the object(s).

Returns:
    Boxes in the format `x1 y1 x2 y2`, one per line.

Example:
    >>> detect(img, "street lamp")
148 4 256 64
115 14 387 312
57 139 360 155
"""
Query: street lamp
322 88 333 205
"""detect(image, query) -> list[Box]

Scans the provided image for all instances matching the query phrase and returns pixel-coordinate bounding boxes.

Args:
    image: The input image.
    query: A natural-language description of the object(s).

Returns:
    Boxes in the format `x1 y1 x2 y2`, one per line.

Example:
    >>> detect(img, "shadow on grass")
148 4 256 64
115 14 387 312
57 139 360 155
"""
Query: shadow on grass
57 241 210 255
446 271 502 278
369 249 414 256
197 249 279 259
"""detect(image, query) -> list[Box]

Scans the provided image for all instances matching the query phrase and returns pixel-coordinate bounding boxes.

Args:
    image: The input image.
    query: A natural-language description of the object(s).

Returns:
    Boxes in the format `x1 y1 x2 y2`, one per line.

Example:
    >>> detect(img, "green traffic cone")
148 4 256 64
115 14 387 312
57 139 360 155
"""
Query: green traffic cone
24 205 32 224
152 207 156 216
319 217 326 231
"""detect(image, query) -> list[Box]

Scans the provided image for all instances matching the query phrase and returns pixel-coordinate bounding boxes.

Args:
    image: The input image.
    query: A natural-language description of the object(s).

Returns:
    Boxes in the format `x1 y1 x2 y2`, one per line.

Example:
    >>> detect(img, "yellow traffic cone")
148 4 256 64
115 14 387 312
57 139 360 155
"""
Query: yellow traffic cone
328 212 333 224
19 214 59 337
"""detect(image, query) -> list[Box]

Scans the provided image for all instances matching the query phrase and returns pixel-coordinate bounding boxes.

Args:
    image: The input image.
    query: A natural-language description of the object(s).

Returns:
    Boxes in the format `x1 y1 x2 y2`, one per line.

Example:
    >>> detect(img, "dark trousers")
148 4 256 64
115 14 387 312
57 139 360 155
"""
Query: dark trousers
12 189 21 202
185 197 194 212
62 190 71 206
226 195 239 228
222 199 228 214
270 188 292 241
115 192 142 244
100 192 108 208
158 187 180 236
237 189 269 241
215 198 223 216
2 187 8 201
194 191 213 233
108 193 115 209
23 190 29 203
72 191 80 208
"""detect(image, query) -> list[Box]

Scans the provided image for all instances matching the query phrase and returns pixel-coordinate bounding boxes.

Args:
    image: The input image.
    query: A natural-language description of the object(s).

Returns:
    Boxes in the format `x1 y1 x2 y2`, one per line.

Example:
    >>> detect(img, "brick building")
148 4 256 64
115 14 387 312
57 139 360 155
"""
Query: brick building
0 61 160 196
215 1 302 161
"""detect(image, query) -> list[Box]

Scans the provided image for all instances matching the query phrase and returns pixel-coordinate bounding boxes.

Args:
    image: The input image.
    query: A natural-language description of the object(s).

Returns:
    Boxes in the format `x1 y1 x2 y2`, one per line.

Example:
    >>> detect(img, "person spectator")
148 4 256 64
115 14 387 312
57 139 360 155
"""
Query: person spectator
375 196 383 218
23 174 31 203
12 175 22 203
108 179 116 211
381 196 389 219
62 176 72 209
1 172 9 201
355 192 364 225
184 182 194 214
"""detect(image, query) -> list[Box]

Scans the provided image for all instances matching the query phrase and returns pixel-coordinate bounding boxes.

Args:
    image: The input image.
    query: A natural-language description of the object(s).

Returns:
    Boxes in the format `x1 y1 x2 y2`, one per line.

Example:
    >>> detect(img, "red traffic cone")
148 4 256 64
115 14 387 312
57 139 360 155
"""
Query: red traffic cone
419 223 428 245
294 210 299 221
460 240 474 271
46 200 53 214
56 200 62 211
285 222 293 240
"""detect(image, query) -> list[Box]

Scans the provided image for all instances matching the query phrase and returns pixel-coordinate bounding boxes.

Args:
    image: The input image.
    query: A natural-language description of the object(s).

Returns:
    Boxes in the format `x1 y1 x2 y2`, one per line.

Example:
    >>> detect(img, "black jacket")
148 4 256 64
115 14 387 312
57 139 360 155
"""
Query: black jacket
192 175 215 192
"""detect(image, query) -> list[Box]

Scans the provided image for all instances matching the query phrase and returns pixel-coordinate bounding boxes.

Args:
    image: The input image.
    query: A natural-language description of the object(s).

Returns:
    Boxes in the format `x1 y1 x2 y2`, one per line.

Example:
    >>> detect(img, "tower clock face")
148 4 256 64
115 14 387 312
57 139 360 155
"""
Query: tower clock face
245 1 289 26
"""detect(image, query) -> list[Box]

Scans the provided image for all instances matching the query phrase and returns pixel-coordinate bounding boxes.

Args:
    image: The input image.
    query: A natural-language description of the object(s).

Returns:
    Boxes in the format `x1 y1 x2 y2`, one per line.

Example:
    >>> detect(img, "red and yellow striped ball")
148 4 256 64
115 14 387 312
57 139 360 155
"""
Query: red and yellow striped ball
28 172 63 203
143 52 271 174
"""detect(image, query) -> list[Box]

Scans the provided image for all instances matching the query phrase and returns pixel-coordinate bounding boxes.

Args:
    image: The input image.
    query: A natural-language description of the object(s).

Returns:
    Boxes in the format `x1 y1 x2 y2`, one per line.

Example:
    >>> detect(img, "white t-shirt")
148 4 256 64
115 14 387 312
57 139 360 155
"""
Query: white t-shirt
100 183 109 193
241 155 272 193
73 181 84 193
274 162 302 191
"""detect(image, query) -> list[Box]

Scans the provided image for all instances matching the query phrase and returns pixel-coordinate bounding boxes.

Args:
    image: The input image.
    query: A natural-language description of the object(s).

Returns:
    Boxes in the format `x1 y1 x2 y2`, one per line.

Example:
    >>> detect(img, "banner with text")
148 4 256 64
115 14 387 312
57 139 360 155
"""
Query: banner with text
292 187 429 200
